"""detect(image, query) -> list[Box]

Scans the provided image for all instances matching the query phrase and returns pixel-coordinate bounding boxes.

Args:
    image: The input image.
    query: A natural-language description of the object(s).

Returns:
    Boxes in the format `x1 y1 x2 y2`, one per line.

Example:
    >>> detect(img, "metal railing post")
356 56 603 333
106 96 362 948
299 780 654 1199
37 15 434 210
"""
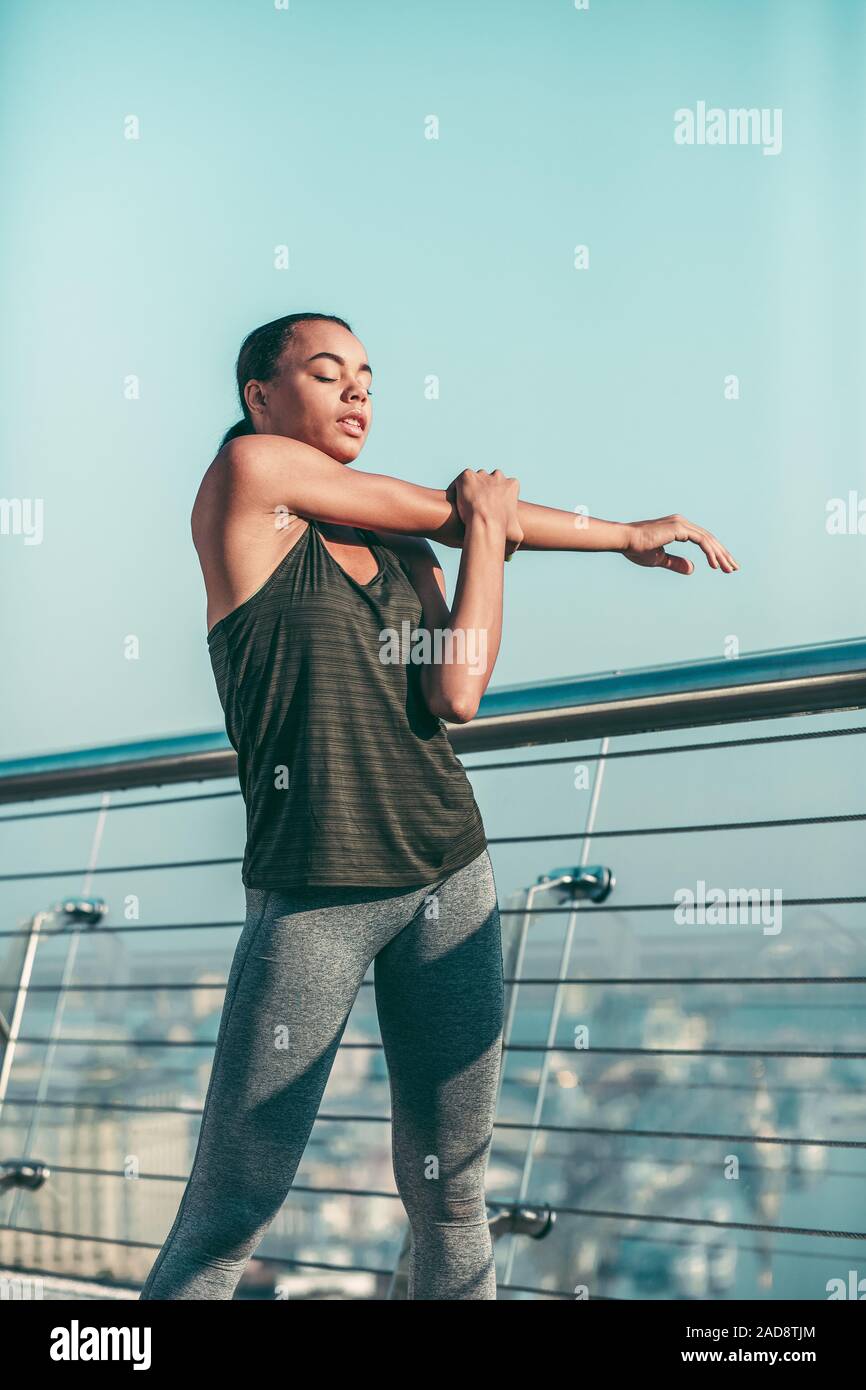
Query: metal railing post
501 736 611 1288
4 795 111 1233
0 912 52 1125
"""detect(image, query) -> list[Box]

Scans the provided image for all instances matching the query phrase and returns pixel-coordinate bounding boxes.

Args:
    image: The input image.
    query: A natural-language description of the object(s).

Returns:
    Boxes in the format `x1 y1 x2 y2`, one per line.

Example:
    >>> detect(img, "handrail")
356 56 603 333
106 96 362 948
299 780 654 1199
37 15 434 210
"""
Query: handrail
0 637 864 802
461 636 866 752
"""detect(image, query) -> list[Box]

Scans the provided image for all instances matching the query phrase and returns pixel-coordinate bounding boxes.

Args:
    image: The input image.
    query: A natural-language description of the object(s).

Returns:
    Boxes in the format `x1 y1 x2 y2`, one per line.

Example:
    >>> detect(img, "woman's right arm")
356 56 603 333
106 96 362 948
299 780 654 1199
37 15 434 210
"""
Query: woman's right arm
221 434 469 548
222 434 736 572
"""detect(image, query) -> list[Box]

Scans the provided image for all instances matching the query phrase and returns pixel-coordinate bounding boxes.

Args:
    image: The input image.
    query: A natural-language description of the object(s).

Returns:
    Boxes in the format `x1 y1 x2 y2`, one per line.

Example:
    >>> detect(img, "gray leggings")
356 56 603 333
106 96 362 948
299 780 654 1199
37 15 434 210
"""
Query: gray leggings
139 847 504 1300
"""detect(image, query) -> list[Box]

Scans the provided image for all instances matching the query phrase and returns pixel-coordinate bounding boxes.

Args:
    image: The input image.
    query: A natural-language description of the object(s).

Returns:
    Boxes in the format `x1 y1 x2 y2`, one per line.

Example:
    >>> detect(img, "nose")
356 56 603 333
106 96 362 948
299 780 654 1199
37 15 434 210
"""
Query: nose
345 377 368 402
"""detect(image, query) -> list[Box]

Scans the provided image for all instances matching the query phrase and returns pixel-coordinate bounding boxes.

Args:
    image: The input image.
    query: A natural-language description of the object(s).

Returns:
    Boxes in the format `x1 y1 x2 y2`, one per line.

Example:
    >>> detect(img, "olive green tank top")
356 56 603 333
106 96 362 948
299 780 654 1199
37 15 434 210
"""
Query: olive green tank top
206 518 488 888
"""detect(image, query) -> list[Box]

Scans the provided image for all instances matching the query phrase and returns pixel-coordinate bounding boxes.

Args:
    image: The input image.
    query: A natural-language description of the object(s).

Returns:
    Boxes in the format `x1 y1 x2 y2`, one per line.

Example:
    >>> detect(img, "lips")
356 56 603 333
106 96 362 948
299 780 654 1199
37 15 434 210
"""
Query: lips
337 413 366 437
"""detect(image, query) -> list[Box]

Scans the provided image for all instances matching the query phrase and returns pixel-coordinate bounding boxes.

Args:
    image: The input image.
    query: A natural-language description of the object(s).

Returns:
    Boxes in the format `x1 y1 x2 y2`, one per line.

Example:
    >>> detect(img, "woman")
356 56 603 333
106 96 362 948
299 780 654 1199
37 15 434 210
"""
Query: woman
140 311 736 1302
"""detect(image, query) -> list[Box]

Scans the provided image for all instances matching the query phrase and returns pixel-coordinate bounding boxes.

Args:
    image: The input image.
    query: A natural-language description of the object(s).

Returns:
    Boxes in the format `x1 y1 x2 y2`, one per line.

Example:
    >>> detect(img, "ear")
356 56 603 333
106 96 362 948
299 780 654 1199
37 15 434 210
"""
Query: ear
243 379 267 419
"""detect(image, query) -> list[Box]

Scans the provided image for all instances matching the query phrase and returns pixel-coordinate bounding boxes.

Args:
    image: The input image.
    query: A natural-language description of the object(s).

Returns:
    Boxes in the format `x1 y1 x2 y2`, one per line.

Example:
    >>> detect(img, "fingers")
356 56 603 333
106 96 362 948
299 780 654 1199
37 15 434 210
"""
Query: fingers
454 469 522 556
674 516 738 573
699 527 736 571
689 528 721 570
658 549 694 576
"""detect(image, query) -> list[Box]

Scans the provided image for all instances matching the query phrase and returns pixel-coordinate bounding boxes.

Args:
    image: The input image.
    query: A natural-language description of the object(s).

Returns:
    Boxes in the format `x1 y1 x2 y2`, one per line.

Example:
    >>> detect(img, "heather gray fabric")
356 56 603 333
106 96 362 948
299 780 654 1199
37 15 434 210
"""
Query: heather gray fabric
139 847 504 1300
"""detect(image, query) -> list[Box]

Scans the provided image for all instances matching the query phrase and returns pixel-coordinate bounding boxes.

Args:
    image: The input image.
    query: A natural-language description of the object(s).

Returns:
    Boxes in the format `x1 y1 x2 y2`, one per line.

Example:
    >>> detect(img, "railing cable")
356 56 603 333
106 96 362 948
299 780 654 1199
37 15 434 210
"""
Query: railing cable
12 1034 866 1060
2 1095 864 1148
1 897 864 938
3 724 862 824
4 823 866 880
462 723 866 772
4 974 864 992
0 789 239 825
1 1200 862 1243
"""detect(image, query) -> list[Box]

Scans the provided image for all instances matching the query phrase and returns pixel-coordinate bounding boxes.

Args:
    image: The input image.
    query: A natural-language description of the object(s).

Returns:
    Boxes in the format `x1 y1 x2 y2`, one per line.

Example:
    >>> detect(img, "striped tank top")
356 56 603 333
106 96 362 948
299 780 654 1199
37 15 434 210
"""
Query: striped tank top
206 518 489 888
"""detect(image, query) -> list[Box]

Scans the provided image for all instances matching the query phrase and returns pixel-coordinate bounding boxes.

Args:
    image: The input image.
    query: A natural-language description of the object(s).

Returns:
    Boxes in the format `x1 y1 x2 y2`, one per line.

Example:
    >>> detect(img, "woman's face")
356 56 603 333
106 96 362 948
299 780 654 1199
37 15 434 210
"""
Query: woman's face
245 320 372 464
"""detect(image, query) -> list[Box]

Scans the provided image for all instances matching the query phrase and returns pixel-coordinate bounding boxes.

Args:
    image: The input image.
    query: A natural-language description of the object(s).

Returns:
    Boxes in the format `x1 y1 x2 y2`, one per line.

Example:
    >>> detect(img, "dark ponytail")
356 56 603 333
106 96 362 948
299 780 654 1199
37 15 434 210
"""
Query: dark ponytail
218 418 255 448
218 310 353 451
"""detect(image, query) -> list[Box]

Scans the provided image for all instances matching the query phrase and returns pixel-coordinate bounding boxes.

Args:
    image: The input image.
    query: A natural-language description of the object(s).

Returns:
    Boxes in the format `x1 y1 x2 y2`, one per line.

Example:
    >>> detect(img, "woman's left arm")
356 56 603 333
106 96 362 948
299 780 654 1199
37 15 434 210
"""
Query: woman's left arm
504 502 738 574
377 470 518 724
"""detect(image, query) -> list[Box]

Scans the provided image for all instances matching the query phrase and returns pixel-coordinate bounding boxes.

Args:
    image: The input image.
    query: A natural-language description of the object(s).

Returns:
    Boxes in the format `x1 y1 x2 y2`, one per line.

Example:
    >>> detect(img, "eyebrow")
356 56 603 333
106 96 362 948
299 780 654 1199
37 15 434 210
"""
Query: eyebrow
305 351 373 380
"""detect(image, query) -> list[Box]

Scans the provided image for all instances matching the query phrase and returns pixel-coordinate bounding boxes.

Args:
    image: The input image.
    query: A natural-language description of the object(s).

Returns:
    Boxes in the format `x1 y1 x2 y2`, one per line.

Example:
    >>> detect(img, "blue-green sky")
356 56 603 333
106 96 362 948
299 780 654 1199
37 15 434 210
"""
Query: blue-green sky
2 6 865 1305
2 8 864 1296
1 0 863 759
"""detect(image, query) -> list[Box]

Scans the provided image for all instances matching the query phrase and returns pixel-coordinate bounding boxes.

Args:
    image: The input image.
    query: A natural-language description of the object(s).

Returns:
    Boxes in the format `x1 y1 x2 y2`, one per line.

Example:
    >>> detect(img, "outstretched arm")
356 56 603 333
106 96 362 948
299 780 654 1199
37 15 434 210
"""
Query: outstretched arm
514 503 738 574
222 434 737 574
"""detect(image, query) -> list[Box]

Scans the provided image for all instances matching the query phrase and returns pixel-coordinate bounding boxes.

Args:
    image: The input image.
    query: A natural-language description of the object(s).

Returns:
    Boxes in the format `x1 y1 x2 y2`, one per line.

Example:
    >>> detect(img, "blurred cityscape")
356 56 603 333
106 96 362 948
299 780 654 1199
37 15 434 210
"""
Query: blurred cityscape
1 647 865 1300
1 885 863 1300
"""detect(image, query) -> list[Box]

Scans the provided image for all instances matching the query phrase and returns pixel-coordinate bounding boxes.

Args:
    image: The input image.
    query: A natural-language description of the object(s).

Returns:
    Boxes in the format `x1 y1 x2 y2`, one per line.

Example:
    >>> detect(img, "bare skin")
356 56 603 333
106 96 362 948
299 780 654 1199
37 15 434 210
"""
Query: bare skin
192 320 738 723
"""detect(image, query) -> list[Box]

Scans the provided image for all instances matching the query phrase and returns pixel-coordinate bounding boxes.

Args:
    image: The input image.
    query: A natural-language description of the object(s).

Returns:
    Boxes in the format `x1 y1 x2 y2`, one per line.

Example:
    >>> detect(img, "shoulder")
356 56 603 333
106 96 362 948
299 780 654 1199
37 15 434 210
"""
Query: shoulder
191 436 298 544
197 434 318 532
194 438 270 517
213 432 290 476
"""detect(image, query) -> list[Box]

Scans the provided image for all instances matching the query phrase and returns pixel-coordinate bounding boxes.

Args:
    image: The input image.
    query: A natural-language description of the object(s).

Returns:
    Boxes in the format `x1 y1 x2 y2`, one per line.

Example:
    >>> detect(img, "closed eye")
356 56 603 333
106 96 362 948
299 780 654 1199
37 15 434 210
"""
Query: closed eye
314 374 372 395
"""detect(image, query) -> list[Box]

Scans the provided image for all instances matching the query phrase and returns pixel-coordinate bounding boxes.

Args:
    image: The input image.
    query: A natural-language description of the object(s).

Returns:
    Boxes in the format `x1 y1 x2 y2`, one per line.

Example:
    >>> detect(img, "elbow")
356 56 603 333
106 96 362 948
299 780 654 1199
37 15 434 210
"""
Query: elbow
446 699 478 726
429 691 479 725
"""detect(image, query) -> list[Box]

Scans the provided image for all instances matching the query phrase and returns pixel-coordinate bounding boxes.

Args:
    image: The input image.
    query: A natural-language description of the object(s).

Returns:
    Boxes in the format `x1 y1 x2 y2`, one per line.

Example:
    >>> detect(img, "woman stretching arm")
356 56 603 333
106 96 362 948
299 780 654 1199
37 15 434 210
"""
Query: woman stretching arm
153 310 742 1306
218 431 737 577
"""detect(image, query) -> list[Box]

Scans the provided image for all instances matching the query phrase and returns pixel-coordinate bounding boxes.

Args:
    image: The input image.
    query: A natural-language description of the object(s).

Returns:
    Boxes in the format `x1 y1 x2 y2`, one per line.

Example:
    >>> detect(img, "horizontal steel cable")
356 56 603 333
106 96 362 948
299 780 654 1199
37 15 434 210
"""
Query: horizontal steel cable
5 1200 863 1268
1 1196 862 1242
1 897 863 939
498 897 866 913
542 1204 865 1240
26 1154 866 1186
614 1229 865 1264
3 818 866 880
3 974 863 991
0 1241 578 1298
490 812 866 843
0 1226 392 1275
2 725 863 825
463 724 866 772
6 1096 863 1141
0 789 240 824
5 1072 859 1113
12 1034 866 1059
0 920 244 939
